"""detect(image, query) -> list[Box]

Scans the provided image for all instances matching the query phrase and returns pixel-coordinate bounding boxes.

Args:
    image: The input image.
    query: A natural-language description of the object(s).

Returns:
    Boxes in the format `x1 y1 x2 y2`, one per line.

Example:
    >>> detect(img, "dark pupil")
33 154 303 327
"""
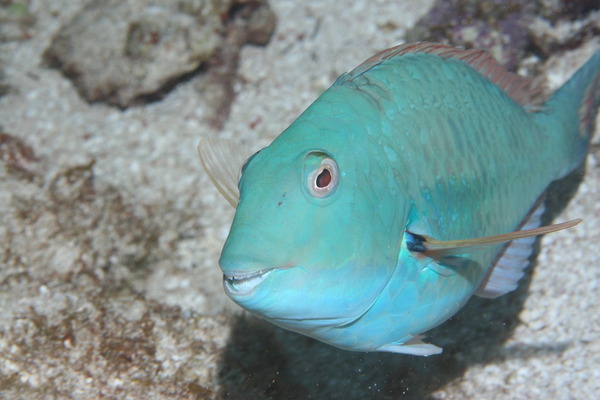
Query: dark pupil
316 168 331 188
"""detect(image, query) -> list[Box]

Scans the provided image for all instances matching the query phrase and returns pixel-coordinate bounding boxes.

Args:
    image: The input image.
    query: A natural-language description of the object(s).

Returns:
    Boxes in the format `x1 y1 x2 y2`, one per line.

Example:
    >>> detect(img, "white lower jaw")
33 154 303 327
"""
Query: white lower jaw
223 269 272 296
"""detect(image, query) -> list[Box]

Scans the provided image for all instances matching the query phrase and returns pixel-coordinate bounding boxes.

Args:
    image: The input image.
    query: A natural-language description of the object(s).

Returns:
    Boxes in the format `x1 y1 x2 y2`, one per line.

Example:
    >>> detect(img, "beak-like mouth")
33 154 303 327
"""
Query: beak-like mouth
223 269 274 297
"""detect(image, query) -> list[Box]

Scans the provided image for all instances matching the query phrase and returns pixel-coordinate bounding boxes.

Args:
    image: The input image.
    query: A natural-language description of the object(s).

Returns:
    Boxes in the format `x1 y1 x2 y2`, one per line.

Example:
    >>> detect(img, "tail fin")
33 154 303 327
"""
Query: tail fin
535 49 600 178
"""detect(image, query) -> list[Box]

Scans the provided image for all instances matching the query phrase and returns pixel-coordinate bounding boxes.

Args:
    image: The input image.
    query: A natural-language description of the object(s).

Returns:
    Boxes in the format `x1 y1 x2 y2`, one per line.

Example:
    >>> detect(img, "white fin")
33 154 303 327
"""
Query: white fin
475 201 545 298
377 335 443 356
197 137 255 208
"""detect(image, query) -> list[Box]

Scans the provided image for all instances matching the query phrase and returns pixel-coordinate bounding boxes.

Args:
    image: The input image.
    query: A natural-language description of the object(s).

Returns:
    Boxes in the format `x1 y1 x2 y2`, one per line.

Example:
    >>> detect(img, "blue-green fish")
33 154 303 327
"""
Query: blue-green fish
199 42 600 355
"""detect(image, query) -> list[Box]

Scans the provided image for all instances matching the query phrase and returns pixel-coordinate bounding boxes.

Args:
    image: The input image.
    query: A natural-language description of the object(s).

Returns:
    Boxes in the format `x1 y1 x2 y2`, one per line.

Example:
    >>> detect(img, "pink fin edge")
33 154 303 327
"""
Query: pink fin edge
350 42 544 108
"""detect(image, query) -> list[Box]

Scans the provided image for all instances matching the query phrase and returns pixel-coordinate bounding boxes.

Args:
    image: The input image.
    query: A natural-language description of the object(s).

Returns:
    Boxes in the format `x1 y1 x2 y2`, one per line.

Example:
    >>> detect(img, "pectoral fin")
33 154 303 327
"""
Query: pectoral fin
407 219 581 256
197 137 256 208
406 200 582 298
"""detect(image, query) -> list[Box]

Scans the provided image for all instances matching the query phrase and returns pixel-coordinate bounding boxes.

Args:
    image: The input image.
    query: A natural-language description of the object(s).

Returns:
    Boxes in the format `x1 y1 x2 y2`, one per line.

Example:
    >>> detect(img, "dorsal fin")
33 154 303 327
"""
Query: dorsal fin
346 42 543 108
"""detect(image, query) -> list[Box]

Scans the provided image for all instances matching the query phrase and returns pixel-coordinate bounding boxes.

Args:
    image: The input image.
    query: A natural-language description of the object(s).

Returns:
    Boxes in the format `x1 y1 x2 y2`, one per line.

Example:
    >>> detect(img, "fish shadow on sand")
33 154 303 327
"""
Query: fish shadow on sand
216 165 585 400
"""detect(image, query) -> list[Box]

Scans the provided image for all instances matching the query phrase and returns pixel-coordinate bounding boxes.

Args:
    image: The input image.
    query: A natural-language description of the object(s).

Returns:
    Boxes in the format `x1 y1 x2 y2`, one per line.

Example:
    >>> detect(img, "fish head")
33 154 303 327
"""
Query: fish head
219 117 401 332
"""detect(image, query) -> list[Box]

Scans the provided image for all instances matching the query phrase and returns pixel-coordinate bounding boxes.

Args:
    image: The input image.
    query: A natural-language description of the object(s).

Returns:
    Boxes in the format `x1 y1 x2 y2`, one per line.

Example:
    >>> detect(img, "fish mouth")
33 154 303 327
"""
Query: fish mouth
223 269 274 297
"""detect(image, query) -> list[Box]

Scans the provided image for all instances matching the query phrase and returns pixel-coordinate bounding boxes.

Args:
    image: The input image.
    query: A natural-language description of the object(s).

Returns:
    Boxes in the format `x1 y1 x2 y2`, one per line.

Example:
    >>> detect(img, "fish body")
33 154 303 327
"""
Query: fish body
202 43 600 355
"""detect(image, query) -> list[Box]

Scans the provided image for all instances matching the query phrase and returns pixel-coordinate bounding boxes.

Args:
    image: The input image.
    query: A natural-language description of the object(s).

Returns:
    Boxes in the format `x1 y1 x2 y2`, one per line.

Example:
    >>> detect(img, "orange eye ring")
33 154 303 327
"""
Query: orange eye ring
307 157 339 198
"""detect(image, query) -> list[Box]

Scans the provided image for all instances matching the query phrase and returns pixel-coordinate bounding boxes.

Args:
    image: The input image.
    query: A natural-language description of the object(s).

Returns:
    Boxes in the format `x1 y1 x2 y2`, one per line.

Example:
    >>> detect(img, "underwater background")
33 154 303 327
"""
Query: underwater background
1 0 598 399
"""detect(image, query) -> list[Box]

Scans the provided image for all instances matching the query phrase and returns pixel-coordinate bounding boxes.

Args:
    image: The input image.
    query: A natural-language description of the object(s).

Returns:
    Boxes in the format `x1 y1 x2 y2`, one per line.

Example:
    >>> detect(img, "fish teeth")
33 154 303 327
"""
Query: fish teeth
223 270 271 296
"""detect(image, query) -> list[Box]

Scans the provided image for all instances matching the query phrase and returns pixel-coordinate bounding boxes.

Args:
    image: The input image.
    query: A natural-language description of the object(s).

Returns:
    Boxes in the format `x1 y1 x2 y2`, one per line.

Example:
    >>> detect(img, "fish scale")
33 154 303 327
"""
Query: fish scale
200 43 600 355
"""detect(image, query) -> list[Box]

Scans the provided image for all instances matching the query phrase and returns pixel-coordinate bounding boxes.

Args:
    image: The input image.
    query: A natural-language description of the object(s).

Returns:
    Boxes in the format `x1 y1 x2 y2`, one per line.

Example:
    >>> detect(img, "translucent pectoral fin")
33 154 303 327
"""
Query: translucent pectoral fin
377 335 443 356
197 137 256 208
406 212 582 298
407 219 581 256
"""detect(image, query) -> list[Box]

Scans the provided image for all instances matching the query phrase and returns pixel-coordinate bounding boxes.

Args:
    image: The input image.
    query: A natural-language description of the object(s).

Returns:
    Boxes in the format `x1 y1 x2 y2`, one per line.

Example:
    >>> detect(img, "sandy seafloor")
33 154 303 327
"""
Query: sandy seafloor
1 0 599 399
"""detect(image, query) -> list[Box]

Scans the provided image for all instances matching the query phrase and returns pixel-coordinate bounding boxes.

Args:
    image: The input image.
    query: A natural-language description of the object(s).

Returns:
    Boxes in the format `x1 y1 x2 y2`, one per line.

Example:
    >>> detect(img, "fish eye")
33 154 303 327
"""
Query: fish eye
306 155 339 198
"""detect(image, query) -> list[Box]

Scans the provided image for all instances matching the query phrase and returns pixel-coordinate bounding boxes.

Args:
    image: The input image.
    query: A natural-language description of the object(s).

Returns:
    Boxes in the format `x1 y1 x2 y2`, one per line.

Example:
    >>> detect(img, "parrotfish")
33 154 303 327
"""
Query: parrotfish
199 43 600 355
